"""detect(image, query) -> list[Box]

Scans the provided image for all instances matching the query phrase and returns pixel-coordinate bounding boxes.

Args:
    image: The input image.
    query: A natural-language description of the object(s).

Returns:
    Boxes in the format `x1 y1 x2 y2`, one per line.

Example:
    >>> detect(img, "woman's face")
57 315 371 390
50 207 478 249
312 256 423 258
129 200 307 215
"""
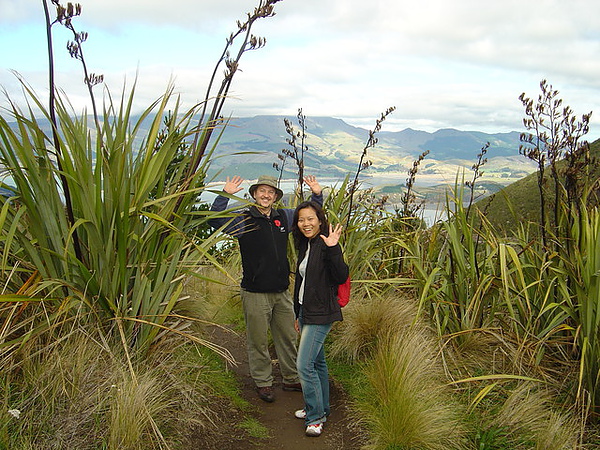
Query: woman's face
297 206 322 240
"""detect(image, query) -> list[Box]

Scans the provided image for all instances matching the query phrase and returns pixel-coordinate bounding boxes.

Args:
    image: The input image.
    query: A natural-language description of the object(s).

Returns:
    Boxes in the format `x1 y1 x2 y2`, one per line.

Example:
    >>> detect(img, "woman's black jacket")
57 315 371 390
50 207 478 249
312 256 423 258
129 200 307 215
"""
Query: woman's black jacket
293 236 349 325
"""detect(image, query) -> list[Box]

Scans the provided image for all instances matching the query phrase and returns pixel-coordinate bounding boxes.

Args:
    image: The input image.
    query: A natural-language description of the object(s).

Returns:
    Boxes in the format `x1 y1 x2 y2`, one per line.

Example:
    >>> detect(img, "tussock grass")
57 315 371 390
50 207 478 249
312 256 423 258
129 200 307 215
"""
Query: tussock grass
492 383 580 450
329 290 418 361
329 291 466 449
108 373 165 449
442 328 522 382
2 326 219 450
356 328 467 450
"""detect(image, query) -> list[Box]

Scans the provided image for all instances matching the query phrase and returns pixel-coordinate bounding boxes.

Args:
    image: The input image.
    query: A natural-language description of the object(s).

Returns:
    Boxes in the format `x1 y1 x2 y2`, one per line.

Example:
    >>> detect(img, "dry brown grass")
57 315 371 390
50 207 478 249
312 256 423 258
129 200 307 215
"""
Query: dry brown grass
4 325 217 449
492 383 581 450
356 324 467 449
329 289 421 361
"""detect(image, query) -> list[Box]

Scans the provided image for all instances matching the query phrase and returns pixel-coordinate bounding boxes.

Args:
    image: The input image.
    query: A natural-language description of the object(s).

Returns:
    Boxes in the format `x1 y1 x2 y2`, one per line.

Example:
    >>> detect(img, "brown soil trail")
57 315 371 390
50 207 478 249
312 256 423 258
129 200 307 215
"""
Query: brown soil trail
195 325 365 449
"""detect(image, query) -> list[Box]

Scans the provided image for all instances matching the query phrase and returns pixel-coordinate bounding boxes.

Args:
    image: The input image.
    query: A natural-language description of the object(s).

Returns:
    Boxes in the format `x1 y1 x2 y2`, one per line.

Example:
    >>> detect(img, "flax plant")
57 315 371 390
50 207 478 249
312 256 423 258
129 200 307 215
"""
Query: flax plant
346 106 395 228
519 79 592 248
186 0 282 187
274 107 409 295
0 83 225 354
0 0 284 355
275 108 308 201
409 181 572 367
409 179 502 340
496 224 572 364
565 205 600 416
323 177 414 298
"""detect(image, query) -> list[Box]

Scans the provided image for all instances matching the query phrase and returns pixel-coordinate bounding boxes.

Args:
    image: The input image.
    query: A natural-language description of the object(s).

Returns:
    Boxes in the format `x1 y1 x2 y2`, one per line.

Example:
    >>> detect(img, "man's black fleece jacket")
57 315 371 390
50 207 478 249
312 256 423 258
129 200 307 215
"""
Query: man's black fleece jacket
208 192 322 293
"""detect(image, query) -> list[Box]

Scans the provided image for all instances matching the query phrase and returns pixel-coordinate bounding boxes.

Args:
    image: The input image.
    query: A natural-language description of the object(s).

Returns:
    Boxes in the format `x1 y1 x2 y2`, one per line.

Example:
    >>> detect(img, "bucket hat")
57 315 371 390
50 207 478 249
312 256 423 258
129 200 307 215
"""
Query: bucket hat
248 175 283 201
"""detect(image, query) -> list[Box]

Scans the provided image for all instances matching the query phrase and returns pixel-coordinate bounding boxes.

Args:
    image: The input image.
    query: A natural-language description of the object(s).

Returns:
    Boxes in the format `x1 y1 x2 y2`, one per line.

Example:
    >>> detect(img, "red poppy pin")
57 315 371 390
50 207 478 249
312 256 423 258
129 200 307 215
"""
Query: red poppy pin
273 219 281 227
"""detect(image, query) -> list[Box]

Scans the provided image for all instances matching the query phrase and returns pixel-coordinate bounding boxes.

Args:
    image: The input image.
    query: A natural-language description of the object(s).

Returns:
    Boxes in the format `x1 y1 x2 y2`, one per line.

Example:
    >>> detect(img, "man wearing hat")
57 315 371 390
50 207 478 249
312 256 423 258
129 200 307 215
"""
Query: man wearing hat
209 174 323 402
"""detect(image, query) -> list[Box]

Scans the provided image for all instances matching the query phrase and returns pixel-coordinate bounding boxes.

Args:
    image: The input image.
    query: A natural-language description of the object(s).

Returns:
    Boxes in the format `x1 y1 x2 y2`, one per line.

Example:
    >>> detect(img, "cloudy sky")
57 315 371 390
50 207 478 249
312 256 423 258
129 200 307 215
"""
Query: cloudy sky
1 0 599 140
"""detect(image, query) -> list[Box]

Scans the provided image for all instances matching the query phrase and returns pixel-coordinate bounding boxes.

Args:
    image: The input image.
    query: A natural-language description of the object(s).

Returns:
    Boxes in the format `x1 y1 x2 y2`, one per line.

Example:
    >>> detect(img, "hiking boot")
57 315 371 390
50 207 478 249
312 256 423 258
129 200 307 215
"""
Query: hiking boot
305 423 323 437
294 409 306 419
283 382 302 392
256 386 275 403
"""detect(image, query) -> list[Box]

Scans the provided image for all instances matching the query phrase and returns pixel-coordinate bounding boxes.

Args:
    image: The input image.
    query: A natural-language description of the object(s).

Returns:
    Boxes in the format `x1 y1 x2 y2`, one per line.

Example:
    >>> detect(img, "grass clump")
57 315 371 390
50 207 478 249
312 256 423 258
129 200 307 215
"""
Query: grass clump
328 291 466 449
237 417 270 439
490 383 580 450
357 328 467 450
0 324 242 450
329 291 417 361
180 262 245 331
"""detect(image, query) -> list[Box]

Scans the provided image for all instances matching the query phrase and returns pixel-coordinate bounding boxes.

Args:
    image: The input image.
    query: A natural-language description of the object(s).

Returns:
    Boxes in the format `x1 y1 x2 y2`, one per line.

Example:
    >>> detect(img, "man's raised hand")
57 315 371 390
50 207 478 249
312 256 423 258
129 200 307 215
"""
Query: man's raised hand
224 176 244 195
304 175 322 196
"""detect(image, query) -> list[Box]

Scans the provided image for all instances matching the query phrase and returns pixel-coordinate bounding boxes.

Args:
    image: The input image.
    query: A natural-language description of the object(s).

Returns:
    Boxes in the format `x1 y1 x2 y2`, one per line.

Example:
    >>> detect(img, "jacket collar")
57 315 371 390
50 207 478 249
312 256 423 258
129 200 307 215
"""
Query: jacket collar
248 205 283 219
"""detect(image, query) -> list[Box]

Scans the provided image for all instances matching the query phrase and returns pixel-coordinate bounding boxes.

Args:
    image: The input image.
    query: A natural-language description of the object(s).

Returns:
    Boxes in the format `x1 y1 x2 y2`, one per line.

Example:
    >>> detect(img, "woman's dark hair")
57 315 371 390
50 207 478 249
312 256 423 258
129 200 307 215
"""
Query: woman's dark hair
292 201 329 249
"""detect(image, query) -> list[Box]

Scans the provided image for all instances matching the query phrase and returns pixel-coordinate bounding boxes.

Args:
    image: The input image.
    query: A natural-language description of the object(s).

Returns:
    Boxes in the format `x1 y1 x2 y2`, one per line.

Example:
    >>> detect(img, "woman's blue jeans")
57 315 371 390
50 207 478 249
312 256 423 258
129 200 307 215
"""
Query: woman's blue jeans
297 319 333 426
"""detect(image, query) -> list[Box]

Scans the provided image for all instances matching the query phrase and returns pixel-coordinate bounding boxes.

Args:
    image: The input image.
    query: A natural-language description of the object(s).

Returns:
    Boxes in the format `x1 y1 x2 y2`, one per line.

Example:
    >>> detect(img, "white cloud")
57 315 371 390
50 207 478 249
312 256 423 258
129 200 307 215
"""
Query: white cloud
1 0 599 140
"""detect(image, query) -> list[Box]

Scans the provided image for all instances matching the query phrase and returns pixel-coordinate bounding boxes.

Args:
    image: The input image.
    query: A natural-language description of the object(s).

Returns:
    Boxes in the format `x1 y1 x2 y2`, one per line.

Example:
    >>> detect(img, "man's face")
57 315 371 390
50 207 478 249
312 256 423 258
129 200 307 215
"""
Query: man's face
253 185 277 211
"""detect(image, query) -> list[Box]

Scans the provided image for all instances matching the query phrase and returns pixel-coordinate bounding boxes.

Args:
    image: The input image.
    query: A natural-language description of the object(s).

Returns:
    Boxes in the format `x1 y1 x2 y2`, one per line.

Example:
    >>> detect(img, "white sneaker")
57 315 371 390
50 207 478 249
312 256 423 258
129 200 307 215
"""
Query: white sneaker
294 409 306 419
305 423 323 437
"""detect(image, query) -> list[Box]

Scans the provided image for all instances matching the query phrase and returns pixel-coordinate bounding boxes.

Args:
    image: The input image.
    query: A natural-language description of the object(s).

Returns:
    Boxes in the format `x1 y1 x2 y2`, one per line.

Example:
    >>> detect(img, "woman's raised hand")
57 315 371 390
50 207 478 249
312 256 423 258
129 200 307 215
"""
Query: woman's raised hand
320 223 343 247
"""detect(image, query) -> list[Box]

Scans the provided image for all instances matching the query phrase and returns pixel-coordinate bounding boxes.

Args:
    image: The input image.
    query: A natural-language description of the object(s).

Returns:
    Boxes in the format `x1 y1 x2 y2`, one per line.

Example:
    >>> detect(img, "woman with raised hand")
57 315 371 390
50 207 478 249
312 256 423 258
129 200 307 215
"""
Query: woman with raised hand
291 201 349 437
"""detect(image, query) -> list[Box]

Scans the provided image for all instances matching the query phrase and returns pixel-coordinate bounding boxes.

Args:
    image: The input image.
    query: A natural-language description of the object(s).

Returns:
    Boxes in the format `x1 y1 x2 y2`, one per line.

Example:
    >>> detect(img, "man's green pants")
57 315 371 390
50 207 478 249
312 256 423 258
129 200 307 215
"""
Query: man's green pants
241 289 300 388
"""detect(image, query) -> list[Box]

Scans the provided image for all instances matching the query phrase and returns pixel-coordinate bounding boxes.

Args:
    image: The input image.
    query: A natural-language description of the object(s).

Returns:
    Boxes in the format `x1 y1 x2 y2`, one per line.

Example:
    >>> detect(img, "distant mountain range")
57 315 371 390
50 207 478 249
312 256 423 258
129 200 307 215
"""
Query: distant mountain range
209 115 538 191
5 113 538 196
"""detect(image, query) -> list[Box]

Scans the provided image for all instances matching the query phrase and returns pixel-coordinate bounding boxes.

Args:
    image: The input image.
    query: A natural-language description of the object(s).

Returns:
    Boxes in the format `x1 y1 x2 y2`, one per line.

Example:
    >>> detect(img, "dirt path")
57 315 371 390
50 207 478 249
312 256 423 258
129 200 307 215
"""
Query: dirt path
195 324 365 449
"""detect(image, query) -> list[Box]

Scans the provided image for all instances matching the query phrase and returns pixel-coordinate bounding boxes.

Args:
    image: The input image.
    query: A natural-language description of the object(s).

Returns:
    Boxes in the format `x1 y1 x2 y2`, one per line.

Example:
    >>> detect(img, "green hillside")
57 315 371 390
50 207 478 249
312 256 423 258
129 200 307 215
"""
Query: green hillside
475 138 600 232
